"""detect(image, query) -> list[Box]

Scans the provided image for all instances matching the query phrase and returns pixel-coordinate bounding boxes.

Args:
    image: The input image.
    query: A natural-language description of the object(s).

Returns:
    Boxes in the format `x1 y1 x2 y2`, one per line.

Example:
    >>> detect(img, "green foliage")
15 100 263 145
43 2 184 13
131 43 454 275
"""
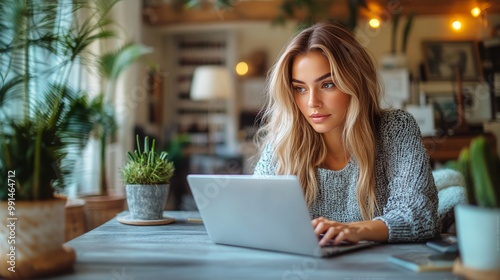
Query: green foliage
98 42 152 89
458 136 500 208
0 0 121 200
88 14 151 196
390 9 400 54
443 160 459 171
184 0 237 10
165 133 190 166
182 0 367 31
273 0 367 31
389 0 414 54
121 135 175 185
401 13 415 53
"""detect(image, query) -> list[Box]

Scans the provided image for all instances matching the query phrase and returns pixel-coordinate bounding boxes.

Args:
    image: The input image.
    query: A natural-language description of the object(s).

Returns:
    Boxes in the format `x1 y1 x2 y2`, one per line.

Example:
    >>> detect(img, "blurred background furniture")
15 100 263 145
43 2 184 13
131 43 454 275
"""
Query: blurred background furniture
422 132 496 165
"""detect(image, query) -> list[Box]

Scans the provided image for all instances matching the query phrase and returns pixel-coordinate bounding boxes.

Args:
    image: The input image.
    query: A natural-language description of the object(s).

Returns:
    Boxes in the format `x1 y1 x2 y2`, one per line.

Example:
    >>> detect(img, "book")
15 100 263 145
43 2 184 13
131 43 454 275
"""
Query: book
426 236 458 254
388 253 457 272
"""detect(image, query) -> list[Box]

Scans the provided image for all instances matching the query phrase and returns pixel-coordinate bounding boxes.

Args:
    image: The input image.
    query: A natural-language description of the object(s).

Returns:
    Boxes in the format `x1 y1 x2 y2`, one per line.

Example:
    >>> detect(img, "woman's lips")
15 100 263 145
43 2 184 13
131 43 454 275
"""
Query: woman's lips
310 114 330 123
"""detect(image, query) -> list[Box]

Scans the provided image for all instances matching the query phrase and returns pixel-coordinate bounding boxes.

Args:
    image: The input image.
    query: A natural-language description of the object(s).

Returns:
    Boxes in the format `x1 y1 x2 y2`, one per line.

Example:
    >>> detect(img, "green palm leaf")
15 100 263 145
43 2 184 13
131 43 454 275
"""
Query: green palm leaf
99 42 152 81
0 0 124 200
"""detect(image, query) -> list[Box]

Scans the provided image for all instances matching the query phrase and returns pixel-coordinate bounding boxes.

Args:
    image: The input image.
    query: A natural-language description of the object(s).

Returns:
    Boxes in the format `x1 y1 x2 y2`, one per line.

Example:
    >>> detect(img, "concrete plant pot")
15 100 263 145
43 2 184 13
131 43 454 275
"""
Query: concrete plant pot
125 184 169 220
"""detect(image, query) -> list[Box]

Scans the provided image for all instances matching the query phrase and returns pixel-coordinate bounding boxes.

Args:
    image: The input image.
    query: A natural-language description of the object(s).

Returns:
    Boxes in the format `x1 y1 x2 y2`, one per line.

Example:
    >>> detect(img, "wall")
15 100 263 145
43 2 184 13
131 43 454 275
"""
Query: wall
139 21 298 132
138 14 500 133
359 14 500 75
235 21 298 70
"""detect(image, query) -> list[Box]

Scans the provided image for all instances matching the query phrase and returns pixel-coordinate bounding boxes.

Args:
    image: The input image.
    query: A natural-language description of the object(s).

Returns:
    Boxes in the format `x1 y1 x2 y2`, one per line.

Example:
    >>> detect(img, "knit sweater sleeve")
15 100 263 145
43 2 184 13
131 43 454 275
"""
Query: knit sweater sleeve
253 144 277 175
373 110 440 242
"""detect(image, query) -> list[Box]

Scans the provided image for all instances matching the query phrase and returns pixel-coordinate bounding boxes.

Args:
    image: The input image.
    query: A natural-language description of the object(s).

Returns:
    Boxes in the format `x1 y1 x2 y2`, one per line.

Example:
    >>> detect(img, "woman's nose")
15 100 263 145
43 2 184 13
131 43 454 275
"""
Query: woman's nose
308 91 321 108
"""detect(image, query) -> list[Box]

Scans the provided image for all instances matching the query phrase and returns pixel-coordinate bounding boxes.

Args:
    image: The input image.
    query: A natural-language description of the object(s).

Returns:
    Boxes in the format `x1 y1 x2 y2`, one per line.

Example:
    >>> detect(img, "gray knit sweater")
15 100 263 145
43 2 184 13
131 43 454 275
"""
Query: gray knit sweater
253 109 440 242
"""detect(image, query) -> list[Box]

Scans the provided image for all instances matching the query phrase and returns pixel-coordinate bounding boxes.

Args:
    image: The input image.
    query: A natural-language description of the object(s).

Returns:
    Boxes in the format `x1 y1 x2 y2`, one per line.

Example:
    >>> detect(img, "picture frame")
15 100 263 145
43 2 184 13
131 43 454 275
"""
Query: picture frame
422 40 482 81
427 93 457 132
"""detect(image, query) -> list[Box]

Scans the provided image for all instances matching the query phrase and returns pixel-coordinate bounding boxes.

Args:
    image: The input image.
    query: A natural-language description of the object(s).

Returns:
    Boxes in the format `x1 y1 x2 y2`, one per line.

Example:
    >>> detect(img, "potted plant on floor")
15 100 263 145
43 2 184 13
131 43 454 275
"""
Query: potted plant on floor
454 136 500 278
0 0 119 278
119 135 175 224
81 42 151 231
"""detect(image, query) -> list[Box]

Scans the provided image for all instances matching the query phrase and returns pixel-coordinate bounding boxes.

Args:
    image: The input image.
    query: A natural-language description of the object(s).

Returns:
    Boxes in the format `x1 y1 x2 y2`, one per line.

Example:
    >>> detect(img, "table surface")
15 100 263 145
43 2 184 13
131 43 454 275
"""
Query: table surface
46 211 461 280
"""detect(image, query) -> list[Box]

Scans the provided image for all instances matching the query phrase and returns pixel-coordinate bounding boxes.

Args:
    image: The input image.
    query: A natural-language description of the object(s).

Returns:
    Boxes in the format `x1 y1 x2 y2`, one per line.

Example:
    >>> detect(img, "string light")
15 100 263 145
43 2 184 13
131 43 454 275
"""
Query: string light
451 20 462 31
235 62 248 76
471 7 481 18
369 18 380 28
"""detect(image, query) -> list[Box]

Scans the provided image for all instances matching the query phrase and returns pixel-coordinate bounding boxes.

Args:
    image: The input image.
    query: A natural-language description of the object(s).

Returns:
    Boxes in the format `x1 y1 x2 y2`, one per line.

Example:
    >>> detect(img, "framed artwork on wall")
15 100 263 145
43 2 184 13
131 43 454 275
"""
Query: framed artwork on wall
422 40 482 81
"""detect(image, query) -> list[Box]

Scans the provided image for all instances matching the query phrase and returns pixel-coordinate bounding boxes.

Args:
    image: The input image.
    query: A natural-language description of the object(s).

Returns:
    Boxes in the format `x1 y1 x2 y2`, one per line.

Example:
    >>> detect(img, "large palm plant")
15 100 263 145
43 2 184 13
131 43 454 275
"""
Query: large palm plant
0 0 122 200
91 42 151 196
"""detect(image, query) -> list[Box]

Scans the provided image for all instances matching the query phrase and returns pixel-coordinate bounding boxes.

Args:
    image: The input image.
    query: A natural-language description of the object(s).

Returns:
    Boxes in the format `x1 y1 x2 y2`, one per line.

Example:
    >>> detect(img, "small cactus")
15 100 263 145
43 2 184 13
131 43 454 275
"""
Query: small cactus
458 136 500 208
121 135 175 185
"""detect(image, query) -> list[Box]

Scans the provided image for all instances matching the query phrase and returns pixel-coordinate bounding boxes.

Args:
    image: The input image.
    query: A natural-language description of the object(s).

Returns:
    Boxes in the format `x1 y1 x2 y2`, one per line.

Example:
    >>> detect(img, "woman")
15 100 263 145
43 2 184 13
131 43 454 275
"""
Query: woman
253 23 440 246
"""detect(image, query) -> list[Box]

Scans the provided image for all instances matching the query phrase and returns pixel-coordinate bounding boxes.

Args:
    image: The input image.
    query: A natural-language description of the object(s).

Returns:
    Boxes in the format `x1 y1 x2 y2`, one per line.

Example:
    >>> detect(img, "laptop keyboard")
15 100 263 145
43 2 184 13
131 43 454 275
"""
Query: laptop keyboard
318 234 353 247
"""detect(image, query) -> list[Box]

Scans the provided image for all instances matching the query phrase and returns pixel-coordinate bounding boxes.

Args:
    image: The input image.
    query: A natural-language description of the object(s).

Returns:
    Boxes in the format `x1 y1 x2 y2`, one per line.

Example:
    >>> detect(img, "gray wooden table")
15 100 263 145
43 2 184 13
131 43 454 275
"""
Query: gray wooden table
47 211 460 280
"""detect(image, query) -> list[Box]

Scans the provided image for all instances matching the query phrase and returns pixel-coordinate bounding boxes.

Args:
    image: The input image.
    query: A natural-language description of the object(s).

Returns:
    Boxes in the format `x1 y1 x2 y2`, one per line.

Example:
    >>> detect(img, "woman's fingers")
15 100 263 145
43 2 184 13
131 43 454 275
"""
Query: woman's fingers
312 218 362 246
319 226 340 246
333 228 362 245
313 221 341 235
333 229 348 245
311 217 327 227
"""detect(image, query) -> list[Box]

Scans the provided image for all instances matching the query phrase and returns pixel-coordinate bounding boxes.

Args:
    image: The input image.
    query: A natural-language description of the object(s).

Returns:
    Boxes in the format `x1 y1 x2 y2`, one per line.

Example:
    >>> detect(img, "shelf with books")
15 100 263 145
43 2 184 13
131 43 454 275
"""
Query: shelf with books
167 31 238 158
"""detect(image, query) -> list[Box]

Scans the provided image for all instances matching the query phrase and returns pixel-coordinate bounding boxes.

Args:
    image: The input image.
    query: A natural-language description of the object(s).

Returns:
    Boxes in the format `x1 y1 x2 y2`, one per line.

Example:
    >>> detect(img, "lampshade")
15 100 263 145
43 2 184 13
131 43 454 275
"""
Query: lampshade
190 66 232 100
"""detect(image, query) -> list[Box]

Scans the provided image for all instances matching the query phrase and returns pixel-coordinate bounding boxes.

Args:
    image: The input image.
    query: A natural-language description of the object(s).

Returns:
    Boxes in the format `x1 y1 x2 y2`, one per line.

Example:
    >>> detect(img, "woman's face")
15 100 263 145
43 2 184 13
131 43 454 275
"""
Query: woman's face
291 51 351 136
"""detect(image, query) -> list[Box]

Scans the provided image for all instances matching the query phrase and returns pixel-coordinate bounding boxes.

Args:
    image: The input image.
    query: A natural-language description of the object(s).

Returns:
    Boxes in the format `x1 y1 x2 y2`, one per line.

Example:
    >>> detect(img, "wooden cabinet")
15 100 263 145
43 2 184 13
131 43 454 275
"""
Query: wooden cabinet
422 133 496 163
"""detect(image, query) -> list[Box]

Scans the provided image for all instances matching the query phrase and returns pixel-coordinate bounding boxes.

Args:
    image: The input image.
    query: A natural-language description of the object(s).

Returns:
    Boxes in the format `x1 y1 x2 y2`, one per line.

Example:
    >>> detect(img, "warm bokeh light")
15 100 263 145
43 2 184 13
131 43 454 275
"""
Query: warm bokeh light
452 20 462 31
369 18 380 28
235 62 249 76
471 7 481 17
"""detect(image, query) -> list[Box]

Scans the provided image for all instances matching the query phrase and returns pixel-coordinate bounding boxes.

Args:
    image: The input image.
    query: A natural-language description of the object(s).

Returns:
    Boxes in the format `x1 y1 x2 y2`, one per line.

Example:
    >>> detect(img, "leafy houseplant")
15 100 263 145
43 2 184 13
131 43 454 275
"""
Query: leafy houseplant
79 22 151 233
121 135 175 220
186 0 368 31
272 0 368 31
389 8 415 56
91 42 152 196
0 0 122 278
454 136 500 273
380 0 415 69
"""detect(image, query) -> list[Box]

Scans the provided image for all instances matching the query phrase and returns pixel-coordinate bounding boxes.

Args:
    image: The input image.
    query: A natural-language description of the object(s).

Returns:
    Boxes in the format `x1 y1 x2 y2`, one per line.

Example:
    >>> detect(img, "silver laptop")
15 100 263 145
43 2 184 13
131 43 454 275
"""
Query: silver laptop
186 174 374 257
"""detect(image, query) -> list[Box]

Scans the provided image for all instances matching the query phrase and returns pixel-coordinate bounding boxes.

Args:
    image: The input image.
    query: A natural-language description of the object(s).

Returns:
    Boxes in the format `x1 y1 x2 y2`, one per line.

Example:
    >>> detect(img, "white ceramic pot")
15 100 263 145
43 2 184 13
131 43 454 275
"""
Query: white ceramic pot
455 203 500 271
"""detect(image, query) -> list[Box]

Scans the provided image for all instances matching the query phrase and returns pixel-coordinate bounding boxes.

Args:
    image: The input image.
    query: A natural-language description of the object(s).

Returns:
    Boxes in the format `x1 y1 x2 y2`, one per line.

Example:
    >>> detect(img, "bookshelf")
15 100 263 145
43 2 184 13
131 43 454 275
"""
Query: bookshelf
166 30 238 157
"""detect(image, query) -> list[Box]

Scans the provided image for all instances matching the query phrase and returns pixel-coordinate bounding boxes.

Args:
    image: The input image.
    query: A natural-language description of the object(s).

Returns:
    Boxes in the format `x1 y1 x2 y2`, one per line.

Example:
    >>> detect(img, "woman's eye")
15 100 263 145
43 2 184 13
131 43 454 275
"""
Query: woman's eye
322 82 335 89
294 86 306 93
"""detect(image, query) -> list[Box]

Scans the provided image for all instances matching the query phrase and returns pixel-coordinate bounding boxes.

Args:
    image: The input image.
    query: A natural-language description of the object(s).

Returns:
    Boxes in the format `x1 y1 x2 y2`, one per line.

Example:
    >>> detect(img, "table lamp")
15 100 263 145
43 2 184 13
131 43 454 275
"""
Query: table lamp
190 66 231 100
190 65 232 156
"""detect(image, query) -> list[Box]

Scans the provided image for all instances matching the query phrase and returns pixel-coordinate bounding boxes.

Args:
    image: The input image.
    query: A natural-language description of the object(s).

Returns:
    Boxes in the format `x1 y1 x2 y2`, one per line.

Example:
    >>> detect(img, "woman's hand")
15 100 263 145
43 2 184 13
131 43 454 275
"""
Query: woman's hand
311 217 389 246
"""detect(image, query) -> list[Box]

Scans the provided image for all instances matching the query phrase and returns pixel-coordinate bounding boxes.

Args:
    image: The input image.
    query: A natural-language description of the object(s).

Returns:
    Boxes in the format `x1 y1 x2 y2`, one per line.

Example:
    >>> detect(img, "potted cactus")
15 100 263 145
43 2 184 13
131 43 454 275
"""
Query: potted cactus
120 135 175 222
454 136 500 275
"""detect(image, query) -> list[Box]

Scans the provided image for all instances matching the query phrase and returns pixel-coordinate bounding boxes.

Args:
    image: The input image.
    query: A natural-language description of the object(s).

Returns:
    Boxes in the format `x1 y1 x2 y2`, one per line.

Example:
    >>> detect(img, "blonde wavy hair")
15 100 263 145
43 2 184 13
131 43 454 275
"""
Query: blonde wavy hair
254 23 383 220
